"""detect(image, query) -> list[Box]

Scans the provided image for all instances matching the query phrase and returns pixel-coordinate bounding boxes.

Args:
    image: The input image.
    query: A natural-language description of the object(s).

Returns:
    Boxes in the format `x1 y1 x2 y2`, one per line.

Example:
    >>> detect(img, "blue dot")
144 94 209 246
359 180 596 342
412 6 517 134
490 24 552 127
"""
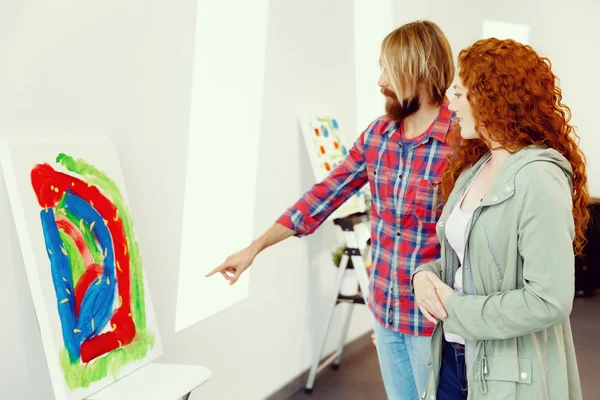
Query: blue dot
322 126 329 137
332 119 339 129
342 146 348 156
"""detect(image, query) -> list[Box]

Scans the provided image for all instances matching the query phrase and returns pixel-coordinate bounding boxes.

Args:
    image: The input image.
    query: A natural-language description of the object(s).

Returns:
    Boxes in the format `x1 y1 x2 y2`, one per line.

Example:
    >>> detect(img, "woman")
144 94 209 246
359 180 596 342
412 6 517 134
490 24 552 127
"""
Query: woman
412 38 589 399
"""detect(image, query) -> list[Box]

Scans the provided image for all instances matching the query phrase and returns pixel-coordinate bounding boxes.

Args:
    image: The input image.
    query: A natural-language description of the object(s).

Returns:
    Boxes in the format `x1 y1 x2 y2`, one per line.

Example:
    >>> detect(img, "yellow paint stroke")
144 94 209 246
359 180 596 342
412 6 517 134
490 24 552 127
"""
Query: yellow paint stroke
117 261 122 272
106 277 110 285
60 299 68 304
48 249 53 255
62 277 67 282
117 340 122 347
103 219 108 226
90 200 94 207
112 323 117 331
91 318 95 331
124 244 128 256
66 288 71 295
74 329 81 333
95 275 102 285
79 218 85 232
60 247 68 255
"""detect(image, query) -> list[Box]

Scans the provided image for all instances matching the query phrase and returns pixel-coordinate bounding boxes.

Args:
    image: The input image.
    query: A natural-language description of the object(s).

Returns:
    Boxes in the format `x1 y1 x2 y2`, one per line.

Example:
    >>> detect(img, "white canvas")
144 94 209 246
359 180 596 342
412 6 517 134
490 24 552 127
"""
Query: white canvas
175 0 270 332
482 20 530 44
299 115 367 220
0 135 162 400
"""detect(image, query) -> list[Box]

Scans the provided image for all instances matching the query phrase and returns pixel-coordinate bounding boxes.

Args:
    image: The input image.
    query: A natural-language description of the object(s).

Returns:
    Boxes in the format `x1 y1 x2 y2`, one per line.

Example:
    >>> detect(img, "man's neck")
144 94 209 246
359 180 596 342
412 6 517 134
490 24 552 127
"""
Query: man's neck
402 102 441 140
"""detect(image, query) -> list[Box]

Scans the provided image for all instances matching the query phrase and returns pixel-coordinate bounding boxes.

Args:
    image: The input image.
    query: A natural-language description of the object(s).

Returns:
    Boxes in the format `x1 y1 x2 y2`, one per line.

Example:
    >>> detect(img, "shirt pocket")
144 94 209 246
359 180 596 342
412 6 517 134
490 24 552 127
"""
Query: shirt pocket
368 164 393 214
414 178 441 223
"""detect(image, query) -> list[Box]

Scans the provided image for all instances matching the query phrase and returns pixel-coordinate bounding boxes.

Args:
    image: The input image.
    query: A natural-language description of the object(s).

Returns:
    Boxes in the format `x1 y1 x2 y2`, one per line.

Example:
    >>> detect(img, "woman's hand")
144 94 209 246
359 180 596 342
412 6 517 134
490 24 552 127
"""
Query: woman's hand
413 271 448 324
427 272 455 307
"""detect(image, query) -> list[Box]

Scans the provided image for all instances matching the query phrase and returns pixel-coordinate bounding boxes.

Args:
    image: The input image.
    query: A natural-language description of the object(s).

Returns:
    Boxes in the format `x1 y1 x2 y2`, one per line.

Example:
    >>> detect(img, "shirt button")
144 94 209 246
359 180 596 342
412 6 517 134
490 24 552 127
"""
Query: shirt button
492 196 498 201
521 372 528 380
398 174 402 179
396 232 401 237
439 221 444 227
505 186 511 191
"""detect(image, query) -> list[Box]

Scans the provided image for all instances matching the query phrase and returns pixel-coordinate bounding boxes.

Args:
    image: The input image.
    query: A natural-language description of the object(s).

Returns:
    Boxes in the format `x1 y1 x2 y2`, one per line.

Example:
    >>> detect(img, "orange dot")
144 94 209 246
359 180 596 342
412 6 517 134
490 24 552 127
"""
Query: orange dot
314 128 320 136
324 162 331 171
320 146 326 154
334 142 339 150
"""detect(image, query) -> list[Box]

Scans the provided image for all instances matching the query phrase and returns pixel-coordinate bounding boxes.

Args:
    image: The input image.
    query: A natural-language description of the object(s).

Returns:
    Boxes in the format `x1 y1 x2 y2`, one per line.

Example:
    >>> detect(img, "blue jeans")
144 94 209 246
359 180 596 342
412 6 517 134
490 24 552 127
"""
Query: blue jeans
373 320 431 400
436 336 468 399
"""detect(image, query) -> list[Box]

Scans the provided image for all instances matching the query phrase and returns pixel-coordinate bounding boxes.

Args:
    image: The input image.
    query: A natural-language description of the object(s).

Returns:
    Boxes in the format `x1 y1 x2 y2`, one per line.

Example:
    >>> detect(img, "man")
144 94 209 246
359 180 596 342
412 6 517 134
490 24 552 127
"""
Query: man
207 20 455 399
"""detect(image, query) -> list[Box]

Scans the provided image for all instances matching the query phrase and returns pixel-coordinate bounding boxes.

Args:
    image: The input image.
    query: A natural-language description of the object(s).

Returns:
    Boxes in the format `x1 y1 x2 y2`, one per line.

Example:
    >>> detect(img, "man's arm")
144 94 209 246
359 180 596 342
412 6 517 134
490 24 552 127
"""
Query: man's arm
277 131 368 236
207 129 369 284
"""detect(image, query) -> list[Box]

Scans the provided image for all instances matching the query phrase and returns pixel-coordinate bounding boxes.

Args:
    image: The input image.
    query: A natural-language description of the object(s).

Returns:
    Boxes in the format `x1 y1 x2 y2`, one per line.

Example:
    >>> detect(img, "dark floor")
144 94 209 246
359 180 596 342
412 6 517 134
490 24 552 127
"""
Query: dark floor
289 293 600 400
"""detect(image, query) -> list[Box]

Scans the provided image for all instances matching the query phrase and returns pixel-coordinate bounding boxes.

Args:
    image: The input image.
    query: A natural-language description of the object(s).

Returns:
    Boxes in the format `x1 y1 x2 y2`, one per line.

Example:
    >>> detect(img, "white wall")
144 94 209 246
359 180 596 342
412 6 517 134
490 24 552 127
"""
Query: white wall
393 0 600 196
0 0 374 399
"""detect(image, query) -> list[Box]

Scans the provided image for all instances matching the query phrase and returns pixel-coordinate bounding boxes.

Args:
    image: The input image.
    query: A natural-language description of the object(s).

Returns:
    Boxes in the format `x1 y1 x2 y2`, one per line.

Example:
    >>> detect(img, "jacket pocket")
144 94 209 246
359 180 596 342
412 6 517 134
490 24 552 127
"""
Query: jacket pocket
414 178 440 223
484 222 503 279
481 357 532 399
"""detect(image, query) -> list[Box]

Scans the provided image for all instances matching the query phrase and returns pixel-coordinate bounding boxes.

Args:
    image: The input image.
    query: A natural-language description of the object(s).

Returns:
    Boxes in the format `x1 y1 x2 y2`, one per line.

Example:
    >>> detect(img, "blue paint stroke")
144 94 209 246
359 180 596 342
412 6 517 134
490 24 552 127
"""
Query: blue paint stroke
62 192 116 340
342 146 348 156
322 126 329 138
40 191 118 364
332 119 339 129
40 208 79 362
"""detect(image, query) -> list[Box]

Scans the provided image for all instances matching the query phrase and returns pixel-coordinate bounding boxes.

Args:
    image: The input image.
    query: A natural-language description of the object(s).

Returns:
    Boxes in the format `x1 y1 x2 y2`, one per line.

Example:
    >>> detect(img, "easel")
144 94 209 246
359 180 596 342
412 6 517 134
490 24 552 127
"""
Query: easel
304 211 371 393
87 362 211 400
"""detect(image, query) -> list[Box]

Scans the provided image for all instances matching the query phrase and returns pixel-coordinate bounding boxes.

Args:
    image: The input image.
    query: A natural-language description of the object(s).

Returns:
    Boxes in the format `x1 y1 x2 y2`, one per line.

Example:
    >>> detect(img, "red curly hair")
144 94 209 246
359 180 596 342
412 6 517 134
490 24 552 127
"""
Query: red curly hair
440 38 590 255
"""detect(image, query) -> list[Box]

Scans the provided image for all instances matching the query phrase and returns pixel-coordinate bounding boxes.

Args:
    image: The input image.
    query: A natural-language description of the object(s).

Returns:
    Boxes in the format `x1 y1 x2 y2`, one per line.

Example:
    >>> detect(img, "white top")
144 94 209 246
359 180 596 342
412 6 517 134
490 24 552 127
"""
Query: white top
443 161 487 345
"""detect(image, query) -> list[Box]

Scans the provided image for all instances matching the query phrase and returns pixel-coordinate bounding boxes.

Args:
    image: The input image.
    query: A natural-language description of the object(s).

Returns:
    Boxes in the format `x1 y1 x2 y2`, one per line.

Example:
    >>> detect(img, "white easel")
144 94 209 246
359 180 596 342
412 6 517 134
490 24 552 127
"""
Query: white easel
304 211 371 393
86 363 211 400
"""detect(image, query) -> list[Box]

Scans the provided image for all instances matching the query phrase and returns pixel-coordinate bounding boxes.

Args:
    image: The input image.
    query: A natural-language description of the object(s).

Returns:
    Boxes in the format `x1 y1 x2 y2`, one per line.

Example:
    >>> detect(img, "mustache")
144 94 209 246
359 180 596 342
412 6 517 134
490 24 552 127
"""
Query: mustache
381 88 397 99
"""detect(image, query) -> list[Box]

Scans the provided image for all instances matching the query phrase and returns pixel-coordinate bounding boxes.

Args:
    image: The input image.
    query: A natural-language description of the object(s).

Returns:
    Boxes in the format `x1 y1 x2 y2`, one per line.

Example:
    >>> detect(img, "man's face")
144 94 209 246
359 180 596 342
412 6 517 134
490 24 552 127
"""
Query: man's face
378 69 420 122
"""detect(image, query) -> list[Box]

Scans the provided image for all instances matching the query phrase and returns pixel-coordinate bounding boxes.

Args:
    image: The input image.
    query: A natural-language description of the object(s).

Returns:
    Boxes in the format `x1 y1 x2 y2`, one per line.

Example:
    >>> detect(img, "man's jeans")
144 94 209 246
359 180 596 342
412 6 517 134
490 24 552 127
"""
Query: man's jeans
373 320 431 399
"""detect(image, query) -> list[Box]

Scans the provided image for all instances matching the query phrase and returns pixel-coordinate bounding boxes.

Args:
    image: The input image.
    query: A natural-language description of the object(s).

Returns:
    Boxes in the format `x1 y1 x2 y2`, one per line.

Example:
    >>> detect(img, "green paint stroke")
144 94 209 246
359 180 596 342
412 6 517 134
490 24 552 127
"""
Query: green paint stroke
63 209 103 265
58 229 85 283
59 331 154 390
55 152 154 388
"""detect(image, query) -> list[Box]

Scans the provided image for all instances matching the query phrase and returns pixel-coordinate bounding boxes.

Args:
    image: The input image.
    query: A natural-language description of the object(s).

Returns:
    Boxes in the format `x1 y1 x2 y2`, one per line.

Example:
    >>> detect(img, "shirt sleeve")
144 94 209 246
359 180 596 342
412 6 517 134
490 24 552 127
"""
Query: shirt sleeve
276 131 368 236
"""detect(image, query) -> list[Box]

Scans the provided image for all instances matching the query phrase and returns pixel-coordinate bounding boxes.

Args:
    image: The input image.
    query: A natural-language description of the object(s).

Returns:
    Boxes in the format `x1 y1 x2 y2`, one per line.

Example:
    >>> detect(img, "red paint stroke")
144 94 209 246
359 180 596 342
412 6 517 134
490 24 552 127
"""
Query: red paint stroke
324 162 331 171
334 141 339 150
320 146 326 154
314 128 320 136
31 163 135 362
73 264 104 317
55 216 94 267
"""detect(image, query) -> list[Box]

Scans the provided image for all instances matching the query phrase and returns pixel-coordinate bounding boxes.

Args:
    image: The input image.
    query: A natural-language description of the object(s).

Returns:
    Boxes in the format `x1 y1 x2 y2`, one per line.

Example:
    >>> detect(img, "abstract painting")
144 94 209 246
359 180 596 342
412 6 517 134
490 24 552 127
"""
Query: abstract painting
0 137 162 400
299 116 367 219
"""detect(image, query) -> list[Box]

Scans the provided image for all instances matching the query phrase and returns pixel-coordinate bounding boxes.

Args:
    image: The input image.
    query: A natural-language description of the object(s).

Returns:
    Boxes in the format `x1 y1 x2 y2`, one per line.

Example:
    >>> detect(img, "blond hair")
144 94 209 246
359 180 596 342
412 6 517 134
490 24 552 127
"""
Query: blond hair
380 20 454 105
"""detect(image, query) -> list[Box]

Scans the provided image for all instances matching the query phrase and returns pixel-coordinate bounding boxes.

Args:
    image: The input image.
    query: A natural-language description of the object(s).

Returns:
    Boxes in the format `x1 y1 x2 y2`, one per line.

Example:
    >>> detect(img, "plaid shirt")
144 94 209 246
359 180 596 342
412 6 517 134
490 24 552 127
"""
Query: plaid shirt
277 101 454 335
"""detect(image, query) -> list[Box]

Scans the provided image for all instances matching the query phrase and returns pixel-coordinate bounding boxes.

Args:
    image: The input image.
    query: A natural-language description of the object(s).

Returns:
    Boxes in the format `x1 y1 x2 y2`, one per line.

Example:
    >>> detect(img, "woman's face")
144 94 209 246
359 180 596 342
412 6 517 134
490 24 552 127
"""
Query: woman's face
449 71 479 140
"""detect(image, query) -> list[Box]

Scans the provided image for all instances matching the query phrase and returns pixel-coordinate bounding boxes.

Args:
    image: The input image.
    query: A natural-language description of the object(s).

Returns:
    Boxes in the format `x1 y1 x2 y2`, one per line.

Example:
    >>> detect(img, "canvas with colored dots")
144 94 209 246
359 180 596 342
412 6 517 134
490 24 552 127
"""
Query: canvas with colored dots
299 116 367 219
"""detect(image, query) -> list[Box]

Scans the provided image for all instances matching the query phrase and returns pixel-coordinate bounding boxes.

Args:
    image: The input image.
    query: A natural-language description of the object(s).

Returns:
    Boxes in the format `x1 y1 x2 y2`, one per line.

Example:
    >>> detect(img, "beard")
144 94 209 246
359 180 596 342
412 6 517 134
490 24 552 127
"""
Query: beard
381 88 421 122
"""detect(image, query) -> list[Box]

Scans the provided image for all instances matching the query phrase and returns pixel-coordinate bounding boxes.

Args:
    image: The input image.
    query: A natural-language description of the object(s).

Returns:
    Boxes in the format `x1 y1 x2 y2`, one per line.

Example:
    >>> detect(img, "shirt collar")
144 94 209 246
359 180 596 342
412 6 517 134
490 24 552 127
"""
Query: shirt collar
381 97 455 144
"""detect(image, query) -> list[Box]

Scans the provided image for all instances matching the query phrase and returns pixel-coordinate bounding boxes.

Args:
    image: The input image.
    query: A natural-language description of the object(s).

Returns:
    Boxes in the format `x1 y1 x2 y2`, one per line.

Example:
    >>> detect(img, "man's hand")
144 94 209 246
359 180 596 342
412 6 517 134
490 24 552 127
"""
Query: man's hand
205 245 258 285
413 271 448 323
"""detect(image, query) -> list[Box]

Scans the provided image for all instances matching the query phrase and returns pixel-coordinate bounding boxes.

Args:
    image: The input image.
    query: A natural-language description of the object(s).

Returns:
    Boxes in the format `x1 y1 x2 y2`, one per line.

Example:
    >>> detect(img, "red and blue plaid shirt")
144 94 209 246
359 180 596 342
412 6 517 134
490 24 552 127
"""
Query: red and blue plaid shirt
277 101 454 335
